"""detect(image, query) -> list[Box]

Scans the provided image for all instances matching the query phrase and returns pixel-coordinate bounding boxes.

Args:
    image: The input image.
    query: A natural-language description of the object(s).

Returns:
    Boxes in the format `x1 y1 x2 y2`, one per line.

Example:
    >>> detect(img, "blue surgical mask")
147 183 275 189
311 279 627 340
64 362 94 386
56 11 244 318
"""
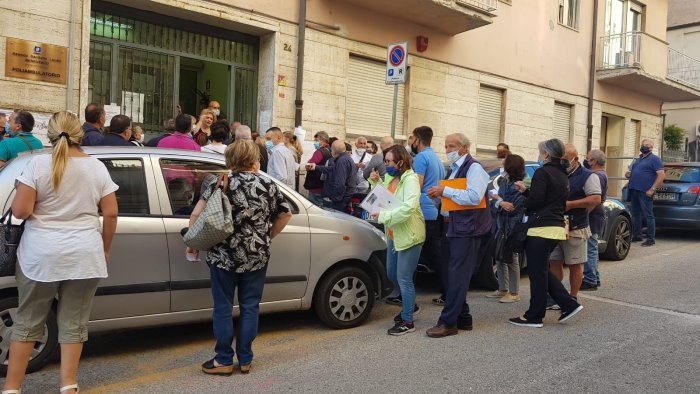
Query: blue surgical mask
386 166 400 177
446 151 461 166
266 140 274 151
3 123 10 134
640 146 650 154
313 141 321 150
537 160 545 167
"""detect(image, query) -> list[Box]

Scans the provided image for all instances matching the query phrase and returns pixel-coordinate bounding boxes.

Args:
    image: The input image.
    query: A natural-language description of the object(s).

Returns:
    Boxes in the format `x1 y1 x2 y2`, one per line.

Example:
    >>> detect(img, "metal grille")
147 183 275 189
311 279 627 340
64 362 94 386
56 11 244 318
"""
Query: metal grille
88 41 112 105
90 11 257 66
233 68 257 128
117 47 175 132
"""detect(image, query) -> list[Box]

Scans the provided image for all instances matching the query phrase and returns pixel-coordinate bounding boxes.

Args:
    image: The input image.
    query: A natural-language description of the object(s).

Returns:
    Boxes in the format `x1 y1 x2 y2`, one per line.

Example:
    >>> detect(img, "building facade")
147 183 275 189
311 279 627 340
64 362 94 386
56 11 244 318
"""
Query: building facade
663 0 700 161
2 0 700 191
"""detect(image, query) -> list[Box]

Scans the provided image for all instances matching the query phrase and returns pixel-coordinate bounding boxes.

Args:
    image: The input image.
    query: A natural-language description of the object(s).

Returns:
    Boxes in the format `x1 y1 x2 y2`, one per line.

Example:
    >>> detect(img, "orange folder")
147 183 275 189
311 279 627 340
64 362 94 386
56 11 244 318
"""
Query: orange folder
439 178 487 211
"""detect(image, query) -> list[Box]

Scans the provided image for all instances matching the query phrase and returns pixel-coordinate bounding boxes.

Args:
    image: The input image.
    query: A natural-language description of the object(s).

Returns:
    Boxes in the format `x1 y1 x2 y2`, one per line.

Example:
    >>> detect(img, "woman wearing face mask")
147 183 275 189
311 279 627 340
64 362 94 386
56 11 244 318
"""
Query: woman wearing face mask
369 145 425 335
130 125 145 147
509 138 582 328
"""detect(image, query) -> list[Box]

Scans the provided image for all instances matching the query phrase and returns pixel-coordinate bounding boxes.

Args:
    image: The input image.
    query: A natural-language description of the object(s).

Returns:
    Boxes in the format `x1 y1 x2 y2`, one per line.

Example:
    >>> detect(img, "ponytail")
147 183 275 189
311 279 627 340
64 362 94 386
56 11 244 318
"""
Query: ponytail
47 111 84 191
51 135 70 191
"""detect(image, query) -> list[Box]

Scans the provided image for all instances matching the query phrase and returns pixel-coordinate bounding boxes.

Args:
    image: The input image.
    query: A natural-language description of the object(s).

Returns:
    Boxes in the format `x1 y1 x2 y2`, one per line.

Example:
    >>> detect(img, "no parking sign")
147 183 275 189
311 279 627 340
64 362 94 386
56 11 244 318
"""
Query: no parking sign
386 42 408 84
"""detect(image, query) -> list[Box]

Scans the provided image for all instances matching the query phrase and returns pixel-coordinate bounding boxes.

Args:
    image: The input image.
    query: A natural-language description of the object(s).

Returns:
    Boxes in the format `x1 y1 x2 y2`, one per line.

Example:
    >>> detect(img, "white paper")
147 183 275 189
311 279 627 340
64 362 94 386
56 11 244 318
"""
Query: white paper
186 252 201 262
104 103 121 126
121 91 145 123
360 184 398 214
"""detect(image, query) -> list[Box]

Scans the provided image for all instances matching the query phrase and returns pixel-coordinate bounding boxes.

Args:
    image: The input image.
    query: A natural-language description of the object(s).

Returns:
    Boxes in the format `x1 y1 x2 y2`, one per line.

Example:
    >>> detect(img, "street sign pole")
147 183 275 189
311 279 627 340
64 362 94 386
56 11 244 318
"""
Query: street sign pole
391 84 398 138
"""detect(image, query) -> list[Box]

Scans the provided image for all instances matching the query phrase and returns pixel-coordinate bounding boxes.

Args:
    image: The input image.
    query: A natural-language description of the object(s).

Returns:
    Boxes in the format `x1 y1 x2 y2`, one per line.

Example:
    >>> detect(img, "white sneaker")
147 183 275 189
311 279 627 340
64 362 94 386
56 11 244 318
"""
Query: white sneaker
499 294 521 303
486 290 508 298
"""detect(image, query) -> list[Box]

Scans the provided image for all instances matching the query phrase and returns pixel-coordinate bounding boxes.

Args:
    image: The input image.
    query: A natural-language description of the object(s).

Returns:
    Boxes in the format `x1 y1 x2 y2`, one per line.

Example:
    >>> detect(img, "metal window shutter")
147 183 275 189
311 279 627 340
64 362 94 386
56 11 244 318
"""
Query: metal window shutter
477 86 503 147
626 120 640 156
346 56 405 137
553 102 572 142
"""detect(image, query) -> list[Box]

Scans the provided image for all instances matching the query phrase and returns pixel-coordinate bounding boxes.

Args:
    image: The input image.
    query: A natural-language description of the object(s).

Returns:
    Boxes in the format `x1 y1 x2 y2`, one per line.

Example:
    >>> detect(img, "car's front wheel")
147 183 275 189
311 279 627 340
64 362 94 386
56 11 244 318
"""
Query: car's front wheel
602 215 632 261
0 296 58 376
313 266 375 329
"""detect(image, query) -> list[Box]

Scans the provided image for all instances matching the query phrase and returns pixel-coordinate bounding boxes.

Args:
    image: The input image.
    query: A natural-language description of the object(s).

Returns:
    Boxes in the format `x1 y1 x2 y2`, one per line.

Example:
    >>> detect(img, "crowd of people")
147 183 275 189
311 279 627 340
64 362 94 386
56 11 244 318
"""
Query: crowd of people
1 101 665 390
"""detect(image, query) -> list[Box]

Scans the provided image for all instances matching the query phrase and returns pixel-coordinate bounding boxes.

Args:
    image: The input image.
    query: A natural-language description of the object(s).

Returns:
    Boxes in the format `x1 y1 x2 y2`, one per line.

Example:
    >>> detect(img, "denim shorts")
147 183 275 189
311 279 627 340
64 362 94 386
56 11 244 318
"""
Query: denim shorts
12 266 100 344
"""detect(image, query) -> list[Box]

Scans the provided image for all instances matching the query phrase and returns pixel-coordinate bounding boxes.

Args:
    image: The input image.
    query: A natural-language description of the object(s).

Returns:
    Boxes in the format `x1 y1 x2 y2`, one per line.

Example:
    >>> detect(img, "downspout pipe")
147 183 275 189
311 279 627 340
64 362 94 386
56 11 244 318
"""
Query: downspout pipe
66 0 78 111
586 0 599 152
294 0 307 127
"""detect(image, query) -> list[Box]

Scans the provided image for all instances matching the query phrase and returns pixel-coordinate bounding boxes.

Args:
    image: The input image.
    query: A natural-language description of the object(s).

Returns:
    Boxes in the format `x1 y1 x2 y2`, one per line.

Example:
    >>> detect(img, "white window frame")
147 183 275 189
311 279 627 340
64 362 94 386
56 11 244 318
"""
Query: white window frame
558 0 580 30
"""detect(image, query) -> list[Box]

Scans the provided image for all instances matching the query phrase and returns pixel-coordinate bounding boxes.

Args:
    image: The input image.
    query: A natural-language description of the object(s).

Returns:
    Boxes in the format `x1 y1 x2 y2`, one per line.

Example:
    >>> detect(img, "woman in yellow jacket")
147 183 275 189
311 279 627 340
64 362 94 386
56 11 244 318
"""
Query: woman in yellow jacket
370 145 426 335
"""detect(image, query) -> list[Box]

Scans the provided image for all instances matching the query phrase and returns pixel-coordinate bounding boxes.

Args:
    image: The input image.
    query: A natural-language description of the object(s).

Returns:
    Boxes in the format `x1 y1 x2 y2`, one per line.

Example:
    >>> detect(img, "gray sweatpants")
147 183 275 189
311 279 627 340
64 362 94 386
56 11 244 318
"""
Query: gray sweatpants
496 253 520 294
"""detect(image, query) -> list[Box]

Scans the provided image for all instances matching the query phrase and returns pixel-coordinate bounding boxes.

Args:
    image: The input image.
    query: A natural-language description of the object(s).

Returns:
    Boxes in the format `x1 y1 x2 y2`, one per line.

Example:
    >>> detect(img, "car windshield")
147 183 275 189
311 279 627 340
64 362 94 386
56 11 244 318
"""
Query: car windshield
663 167 700 183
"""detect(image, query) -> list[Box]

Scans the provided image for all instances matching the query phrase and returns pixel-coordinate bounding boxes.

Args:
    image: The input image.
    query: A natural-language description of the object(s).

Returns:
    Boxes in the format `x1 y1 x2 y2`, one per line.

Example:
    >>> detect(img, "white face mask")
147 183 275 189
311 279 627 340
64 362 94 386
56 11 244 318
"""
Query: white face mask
191 124 197 132
405 144 412 154
214 109 220 117
356 148 366 155
447 150 461 166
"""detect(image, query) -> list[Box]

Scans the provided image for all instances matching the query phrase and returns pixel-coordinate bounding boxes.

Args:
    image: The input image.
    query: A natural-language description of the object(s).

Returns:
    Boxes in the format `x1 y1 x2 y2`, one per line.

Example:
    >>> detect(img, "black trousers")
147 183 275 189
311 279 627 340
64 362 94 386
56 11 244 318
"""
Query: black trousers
420 219 443 271
523 236 579 321
438 236 480 327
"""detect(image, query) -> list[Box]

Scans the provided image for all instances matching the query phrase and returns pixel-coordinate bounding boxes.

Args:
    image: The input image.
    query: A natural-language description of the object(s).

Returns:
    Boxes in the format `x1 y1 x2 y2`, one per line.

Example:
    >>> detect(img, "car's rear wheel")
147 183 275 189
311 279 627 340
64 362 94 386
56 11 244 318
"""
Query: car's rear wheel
0 297 58 376
314 266 375 329
602 215 632 261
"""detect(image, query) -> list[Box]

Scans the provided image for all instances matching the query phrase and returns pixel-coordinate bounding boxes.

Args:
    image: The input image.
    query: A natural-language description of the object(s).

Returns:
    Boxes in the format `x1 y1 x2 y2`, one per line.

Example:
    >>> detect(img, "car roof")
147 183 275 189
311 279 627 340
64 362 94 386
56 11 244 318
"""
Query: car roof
15 146 227 160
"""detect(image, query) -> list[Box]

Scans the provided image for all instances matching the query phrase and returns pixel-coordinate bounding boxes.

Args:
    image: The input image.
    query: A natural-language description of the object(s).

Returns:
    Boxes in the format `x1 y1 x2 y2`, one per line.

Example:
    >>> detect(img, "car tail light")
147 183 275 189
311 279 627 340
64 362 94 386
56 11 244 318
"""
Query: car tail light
688 186 700 195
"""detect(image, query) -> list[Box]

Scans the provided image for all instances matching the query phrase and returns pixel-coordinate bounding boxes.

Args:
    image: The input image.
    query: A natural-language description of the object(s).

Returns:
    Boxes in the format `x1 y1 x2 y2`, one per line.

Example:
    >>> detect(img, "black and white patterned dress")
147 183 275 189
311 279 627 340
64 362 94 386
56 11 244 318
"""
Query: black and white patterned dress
201 172 290 273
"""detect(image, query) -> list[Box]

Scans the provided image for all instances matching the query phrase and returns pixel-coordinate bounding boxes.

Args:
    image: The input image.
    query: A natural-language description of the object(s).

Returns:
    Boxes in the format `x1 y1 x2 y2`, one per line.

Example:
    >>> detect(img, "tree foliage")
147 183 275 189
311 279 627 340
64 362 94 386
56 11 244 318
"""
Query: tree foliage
664 124 685 151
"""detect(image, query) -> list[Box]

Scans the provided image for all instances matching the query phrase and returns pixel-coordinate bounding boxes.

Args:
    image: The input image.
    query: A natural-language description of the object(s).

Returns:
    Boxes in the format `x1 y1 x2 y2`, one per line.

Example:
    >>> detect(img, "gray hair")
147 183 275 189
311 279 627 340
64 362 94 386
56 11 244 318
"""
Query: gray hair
446 133 471 149
380 136 394 150
314 130 330 143
234 125 252 140
588 149 606 166
331 140 346 155
538 138 565 160
641 138 654 148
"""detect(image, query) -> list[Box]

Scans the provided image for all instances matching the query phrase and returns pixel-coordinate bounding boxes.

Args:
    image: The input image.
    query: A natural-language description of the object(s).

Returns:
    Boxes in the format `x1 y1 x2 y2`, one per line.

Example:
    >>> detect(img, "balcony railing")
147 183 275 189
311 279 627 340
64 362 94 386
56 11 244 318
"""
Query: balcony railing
455 0 498 13
600 33 641 69
667 48 700 90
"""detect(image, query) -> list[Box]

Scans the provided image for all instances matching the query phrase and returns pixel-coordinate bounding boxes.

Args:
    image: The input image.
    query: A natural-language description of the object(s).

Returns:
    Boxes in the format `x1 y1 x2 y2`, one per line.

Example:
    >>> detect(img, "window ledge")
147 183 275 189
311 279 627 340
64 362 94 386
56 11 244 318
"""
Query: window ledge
558 22 580 32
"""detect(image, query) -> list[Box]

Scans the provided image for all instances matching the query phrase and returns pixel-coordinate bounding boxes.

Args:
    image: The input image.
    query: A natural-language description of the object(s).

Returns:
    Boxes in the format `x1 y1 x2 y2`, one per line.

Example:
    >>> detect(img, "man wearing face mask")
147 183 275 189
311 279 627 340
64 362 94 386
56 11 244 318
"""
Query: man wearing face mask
581 150 608 291
548 144 601 302
208 100 227 122
265 127 297 189
625 139 664 247
425 133 492 337
304 131 333 206
351 136 373 193
306 140 358 212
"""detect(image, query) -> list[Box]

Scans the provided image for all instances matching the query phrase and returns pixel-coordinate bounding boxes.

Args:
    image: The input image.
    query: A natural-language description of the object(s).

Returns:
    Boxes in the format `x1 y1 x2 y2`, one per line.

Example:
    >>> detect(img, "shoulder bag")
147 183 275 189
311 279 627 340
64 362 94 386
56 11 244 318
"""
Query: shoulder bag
0 208 25 277
183 174 235 251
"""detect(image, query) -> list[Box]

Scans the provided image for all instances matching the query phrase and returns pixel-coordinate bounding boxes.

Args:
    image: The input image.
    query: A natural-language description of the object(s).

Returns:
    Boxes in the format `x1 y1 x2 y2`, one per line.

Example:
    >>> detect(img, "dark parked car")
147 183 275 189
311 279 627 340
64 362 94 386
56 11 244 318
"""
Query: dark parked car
627 162 700 230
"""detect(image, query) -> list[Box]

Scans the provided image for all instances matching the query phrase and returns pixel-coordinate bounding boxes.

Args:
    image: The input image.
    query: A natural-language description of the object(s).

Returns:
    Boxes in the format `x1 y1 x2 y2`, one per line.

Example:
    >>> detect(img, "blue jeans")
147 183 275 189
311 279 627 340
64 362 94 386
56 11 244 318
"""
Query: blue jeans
210 264 267 366
583 233 600 285
386 239 422 322
306 191 324 206
631 189 656 241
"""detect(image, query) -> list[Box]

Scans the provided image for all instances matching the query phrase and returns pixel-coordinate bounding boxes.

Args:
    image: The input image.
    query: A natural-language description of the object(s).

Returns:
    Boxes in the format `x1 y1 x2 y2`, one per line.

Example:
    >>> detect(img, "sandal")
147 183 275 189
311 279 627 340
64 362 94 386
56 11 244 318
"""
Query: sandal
239 364 251 374
59 384 79 393
2 390 21 394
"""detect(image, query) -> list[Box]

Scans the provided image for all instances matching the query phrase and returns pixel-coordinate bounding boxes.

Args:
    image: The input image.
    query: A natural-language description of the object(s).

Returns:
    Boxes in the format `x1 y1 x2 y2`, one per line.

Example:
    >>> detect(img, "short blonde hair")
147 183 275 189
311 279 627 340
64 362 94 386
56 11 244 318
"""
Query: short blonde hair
199 108 217 123
225 140 259 173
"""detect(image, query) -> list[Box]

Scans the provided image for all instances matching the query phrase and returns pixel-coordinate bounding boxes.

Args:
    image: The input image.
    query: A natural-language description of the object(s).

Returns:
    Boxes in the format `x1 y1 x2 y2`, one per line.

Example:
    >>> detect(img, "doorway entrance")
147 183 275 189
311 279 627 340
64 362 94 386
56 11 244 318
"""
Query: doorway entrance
178 58 230 121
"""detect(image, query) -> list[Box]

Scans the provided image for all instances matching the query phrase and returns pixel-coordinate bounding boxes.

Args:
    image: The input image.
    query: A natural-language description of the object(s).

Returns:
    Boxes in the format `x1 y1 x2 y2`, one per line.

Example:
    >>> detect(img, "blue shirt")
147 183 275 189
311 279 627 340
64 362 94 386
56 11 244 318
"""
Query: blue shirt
443 154 490 206
629 153 663 191
81 123 104 146
412 147 445 220
0 132 43 162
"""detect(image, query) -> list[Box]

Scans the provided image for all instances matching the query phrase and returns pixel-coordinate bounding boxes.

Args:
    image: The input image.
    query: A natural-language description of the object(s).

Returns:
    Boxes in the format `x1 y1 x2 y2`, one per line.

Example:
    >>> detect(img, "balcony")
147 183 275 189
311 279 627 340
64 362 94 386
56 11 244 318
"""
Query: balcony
338 0 496 35
597 33 700 102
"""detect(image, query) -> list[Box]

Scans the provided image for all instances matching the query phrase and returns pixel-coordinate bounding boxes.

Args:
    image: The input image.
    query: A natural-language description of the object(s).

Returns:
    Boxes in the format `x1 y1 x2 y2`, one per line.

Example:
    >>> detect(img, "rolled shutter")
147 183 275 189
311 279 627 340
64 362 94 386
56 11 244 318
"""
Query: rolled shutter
553 102 572 142
626 119 640 156
477 86 504 148
346 56 405 137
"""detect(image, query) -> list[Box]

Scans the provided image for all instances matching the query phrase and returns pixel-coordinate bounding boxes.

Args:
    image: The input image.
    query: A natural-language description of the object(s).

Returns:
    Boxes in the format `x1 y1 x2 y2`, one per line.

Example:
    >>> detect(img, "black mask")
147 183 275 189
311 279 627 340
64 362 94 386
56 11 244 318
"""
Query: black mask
583 159 591 169
411 142 419 155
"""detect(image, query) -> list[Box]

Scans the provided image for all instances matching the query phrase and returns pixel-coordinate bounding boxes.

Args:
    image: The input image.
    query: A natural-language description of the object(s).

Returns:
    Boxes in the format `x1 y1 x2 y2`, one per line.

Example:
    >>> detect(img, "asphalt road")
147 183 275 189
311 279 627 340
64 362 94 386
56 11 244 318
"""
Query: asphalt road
10 229 700 393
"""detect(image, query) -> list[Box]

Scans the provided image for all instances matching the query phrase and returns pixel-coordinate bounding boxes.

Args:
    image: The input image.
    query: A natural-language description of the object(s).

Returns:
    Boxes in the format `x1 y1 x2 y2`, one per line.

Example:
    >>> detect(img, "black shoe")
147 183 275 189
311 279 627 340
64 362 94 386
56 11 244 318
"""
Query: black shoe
558 305 583 323
509 316 543 328
385 295 402 306
393 304 420 324
201 358 234 376
632 237 643 242
457 321 473 331
388 321 415 336
641 239 655 247
580 282 598 291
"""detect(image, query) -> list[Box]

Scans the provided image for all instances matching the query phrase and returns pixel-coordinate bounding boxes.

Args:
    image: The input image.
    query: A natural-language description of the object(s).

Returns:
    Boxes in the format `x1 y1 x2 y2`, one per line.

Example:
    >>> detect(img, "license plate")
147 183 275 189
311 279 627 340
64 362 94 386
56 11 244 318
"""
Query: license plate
654 192 676 201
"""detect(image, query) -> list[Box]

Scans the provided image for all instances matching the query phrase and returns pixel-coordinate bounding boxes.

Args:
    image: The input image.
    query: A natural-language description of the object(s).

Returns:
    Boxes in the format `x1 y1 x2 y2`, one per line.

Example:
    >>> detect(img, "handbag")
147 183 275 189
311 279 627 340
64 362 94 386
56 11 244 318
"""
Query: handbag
182 174 235 251
508 212 531 253
0 208 25 277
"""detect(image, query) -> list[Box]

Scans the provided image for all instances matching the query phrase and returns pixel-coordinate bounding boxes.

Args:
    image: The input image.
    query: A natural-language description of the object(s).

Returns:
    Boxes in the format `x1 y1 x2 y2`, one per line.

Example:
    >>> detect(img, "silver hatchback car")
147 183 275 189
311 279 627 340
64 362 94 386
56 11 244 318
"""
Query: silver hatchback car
0 147 390 373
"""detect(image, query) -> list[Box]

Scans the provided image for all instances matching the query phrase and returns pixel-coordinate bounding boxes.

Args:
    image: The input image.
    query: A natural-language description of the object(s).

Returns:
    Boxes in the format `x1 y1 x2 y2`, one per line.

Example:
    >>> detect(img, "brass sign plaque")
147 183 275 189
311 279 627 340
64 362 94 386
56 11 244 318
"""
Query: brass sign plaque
5 37 68 85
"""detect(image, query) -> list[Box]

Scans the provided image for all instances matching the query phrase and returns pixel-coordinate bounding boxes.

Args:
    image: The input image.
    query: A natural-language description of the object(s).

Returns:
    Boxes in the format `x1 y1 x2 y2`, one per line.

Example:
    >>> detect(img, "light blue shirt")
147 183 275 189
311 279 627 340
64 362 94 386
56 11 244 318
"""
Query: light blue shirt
412 147 445 220
443 154 490 206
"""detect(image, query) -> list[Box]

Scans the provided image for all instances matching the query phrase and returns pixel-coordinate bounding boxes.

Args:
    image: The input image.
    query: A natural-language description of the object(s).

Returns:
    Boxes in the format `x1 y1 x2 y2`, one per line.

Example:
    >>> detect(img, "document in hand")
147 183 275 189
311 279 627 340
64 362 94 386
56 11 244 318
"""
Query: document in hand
439 178 487 211
360 184 398 214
